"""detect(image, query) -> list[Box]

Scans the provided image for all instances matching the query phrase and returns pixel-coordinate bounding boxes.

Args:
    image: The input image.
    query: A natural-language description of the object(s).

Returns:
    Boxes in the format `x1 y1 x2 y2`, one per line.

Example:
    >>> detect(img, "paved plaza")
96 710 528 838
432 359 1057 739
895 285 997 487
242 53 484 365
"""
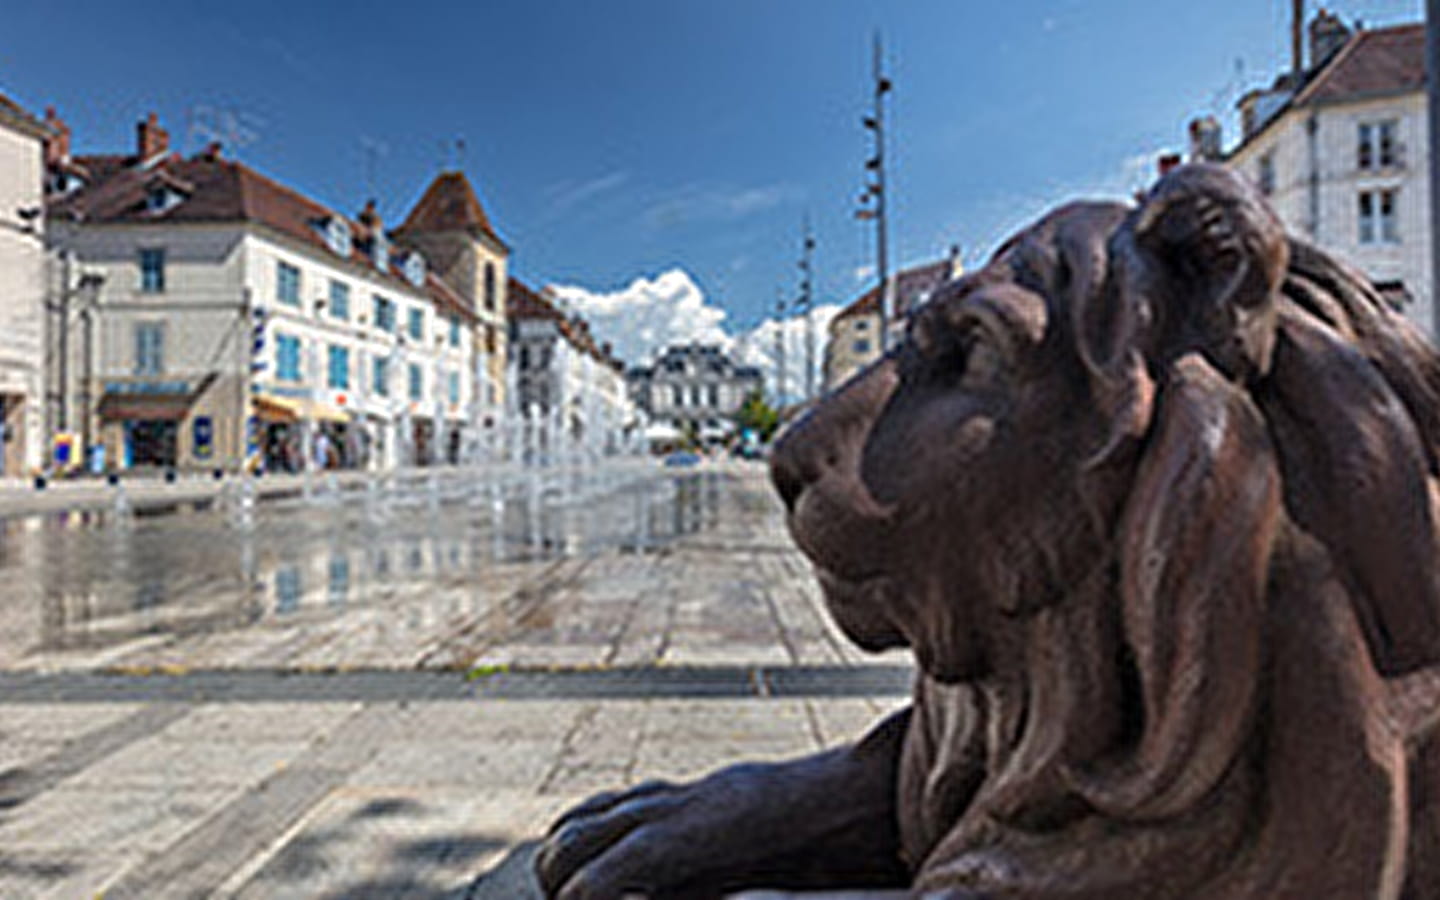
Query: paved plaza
0 461 912 898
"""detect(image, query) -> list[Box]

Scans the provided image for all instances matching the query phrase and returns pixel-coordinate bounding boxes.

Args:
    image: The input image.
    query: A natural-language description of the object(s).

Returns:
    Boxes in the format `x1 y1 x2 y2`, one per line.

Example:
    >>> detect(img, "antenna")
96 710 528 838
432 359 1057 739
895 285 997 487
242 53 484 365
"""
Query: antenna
186 104 263 156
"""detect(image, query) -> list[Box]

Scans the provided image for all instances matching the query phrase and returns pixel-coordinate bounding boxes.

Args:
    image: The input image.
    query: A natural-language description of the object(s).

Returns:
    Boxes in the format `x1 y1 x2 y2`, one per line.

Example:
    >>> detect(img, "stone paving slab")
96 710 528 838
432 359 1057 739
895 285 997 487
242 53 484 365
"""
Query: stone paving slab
0 465 921 898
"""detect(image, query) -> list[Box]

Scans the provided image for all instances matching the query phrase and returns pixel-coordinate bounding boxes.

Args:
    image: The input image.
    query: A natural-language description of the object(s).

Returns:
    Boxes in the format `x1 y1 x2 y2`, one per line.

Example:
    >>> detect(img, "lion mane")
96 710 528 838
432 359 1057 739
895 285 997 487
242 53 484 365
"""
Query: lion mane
831 165 1440 898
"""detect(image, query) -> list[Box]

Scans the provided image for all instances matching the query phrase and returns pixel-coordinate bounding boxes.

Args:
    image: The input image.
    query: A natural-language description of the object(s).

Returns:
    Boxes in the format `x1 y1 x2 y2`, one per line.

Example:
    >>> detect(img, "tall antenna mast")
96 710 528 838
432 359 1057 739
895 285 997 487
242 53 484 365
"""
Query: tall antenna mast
798 215 816 402
857 31 893 351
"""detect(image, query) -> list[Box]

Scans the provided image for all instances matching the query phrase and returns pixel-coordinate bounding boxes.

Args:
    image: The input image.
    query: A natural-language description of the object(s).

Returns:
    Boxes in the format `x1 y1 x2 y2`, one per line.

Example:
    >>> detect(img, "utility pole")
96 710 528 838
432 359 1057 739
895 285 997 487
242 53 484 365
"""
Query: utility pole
857 32 893 350
798 217 816 402
774 288 787 409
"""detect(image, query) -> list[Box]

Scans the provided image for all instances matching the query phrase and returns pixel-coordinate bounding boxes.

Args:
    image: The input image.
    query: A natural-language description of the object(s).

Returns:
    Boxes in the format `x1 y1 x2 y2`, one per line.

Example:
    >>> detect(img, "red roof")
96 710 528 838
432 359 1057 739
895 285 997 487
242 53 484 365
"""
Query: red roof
48 151 472 305
836 258 955 322
1293 23 1424 106
507 277 623 371
394 171 508 251
0 90 48 139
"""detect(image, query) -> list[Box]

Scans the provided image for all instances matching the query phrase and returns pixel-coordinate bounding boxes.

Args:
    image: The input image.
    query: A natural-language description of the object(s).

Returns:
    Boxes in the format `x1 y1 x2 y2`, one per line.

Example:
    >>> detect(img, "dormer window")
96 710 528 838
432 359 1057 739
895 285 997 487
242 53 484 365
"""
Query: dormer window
402 252 426 288
146 186 183 214
372 233 390 272
322 218 352 257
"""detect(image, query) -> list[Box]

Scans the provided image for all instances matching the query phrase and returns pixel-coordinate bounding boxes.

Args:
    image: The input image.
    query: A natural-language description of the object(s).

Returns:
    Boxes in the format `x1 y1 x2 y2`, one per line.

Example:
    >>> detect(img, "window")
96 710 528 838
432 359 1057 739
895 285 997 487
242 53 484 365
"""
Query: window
372 356 390 397
327 345 349 390
691 385 703 407
277 261 301 306
139 248 165 293
1257 152 1276 196
373 295 396 332
672 385 683 406
853 339 871 354
449 315 461 348
134 323 165 375
146 188 182 214
707 384 719 407
854 319 868 331
403 252 425 287
276 334 302 382
408 363 423 401
1359 120 1401 170
1359 189 1400 244
329 280 350 320
373 234 390 271
448 371 460 405
484 263 497 311
408 307 424 341
519 345 531 369
323 218 352 257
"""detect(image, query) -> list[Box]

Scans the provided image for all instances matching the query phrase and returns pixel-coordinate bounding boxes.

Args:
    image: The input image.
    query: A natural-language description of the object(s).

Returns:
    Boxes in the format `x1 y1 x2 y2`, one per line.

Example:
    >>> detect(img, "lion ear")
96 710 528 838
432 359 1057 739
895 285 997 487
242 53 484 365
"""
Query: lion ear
1123 163 1288 382
1070 352 1282 821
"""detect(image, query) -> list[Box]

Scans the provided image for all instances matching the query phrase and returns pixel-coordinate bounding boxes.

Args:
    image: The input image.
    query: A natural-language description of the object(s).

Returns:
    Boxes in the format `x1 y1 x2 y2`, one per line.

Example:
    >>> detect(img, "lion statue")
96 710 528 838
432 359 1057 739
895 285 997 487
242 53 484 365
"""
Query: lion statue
535 164 1440 899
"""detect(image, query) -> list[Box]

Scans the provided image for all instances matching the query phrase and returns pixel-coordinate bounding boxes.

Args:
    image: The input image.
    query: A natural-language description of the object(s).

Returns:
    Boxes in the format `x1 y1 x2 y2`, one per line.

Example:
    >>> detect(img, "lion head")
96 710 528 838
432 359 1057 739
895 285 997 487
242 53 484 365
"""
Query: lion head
772 163 1440 896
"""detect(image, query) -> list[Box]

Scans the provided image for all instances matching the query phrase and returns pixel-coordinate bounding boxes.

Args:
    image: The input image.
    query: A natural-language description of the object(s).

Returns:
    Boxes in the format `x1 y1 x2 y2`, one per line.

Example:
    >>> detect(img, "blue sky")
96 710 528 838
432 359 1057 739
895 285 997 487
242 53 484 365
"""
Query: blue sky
0 0 1424 347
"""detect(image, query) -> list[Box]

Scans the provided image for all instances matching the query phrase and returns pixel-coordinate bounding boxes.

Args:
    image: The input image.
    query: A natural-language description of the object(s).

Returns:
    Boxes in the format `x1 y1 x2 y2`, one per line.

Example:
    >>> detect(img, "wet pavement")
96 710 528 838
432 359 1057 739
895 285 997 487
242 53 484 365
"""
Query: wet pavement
0 459 914 898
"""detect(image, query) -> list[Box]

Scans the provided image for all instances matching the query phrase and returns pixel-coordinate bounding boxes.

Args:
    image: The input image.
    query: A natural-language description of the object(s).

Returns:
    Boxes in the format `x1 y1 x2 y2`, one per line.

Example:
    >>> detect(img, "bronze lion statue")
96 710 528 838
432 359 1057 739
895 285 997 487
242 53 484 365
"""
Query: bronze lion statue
535 164 1440 899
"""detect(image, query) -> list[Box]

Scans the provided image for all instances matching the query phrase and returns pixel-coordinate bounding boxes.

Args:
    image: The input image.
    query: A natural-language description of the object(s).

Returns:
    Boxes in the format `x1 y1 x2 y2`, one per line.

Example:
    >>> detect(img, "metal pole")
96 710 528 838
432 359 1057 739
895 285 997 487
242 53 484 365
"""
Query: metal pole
1429 0 1440 339
57 253 70 433
873 32 891 351
80 305 92 454
799 218 815 401
775 289 787 407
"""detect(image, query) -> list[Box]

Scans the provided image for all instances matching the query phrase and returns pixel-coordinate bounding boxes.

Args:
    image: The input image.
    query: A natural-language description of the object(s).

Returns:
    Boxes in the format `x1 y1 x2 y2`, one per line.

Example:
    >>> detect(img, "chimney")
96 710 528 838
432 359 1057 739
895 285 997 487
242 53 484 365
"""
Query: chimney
43 106 70 167
136 112 169 161
1309 8 1352 70
1292 0 1305 78
358 199 381 229
200 141 223 161
1158 152 1183 177
947 243 964 279
1188 116 1223 162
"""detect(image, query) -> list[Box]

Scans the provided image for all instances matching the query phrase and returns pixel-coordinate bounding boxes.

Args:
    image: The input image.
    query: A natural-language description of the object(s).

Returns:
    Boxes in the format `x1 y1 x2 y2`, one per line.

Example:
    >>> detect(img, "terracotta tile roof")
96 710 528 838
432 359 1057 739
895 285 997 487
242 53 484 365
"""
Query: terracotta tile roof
835 258 956 322
48 152 461 303
1293 23 1425 106
0 90 48 139
507 277 565 322
508 277 624 371
394 171 508 251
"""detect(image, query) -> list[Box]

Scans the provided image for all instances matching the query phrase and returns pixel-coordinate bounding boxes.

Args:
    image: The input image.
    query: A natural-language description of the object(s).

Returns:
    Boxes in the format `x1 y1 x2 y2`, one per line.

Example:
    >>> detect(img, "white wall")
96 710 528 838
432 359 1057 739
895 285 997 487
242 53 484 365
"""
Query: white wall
0 121 47 474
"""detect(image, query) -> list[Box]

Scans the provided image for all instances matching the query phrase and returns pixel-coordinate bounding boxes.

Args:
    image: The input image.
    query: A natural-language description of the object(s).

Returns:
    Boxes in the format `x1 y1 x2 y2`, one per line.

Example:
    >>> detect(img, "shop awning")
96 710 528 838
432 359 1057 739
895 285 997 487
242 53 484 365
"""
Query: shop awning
98 392 194 422
254 395 302 423
306 401 350 424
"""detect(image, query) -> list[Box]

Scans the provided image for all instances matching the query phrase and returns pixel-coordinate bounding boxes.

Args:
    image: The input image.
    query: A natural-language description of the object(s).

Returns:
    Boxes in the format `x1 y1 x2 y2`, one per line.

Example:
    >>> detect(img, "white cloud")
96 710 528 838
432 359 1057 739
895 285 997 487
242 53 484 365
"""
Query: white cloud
546 269 730 367
544 170 630 213
546 267 839 405
643 182 796 229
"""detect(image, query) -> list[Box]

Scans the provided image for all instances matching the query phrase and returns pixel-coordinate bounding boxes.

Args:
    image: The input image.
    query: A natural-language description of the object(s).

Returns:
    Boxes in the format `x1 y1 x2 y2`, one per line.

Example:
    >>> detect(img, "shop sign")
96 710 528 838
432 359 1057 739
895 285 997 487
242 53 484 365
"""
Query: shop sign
194 416 214 459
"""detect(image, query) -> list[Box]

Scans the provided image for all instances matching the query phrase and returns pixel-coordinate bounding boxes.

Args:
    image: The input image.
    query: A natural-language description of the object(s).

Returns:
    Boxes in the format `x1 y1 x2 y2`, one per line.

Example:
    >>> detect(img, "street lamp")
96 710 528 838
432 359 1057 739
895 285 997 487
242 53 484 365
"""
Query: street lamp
857 33 893 352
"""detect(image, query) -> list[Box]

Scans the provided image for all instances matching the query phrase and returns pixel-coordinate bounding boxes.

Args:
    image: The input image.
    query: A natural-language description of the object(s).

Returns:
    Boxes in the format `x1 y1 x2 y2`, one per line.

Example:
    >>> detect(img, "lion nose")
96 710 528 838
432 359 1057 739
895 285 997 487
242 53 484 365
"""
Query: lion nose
770 357 898 513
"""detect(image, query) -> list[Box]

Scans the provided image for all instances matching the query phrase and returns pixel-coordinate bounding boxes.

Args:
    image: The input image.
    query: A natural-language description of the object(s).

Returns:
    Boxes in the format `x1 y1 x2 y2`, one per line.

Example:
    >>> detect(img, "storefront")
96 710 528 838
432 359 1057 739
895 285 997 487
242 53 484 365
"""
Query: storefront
254 394 302 473
97 380 204 471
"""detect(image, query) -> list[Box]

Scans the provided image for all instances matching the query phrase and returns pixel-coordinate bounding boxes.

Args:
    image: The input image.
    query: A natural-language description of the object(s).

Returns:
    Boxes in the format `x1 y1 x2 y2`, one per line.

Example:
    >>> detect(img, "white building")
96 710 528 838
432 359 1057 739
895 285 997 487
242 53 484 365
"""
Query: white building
822 254 962 392
507 277 635 454
1202 13 1432 337
44 112 486 473
0 93 49 478
626 343 762 444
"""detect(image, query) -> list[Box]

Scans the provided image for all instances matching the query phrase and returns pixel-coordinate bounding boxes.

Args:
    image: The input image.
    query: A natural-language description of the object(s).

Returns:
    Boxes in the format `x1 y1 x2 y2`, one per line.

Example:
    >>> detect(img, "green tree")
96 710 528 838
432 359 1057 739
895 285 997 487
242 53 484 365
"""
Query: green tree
736 390 781 441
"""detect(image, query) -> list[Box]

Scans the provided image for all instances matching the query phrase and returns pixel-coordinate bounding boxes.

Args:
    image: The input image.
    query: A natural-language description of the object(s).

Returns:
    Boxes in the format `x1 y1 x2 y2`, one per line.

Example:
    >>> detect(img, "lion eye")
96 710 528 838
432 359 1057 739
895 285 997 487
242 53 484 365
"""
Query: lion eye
962 340 1005 388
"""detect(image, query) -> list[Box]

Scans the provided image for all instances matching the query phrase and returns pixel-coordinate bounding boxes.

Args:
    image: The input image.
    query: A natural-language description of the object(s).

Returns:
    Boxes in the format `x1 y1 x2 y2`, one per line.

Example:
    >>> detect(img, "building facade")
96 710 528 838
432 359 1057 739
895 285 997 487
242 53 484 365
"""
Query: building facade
44 112 491 473
0 93 49 477
823 253 962 391
627 343 761 442
1198 14 1433 337
507 277 634 453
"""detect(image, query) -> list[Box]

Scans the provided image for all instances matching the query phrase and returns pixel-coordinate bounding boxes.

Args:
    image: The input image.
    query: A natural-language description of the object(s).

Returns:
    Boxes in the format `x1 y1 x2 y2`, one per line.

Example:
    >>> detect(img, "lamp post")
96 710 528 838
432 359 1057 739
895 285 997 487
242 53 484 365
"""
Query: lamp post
857 32 893 351
774 288 787 409
798 219 816 402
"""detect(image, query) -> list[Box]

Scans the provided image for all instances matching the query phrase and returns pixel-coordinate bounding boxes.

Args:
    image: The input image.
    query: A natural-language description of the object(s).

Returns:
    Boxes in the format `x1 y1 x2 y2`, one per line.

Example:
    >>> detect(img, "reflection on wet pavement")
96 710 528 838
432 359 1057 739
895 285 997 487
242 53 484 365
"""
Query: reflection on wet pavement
0 463 763 671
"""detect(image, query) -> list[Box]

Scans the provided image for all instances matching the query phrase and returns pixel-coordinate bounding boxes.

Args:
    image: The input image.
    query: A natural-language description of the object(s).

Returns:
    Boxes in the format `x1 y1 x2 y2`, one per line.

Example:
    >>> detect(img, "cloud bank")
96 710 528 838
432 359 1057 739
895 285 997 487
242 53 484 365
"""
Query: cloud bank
546 268 839 404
